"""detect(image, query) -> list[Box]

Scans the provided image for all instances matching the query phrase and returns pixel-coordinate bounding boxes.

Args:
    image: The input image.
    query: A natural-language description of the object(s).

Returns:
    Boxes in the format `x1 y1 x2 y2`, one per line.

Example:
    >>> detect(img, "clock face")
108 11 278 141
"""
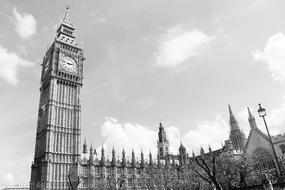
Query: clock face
60 55 77 73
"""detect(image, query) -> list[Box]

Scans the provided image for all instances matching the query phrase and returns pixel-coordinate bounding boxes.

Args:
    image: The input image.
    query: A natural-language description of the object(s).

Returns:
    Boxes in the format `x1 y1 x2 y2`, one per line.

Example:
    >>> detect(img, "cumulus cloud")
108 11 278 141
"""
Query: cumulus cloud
266 96 285 133
252 33 285 83
99 115 228 158
182 114 228 153
100 117 157 158
0 45 34 85
153 25 214 68
13 7 37 39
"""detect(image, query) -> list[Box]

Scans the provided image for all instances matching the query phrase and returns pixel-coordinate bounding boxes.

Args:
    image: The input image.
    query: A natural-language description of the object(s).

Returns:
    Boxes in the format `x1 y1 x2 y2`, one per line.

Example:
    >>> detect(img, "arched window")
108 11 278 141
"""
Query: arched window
253 148 275 170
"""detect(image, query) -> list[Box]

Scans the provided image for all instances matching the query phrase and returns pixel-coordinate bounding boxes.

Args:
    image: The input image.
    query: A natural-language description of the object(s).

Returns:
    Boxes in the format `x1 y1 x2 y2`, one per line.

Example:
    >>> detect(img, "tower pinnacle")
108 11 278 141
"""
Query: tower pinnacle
248 106 258 130
62 5 73 27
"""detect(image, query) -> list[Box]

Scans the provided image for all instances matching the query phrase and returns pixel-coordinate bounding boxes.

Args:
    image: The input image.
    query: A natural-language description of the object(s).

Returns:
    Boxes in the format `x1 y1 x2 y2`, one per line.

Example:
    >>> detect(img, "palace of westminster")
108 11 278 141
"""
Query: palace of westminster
30 8 285 190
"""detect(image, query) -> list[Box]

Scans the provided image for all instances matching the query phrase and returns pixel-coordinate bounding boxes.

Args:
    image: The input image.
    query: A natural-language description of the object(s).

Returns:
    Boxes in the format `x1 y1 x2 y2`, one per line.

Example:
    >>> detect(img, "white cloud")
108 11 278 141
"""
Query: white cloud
3 173 15 186
266 96 285 133
153 25 214 68
13 7 37 39
182 114 228 153
100 117 157 158
0 45 34 85
252 33 285 83
99 115 228 158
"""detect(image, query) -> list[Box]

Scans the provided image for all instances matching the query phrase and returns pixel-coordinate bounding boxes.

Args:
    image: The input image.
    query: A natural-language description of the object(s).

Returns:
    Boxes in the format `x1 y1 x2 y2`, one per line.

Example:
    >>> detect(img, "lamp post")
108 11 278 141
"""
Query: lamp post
257 103 283 181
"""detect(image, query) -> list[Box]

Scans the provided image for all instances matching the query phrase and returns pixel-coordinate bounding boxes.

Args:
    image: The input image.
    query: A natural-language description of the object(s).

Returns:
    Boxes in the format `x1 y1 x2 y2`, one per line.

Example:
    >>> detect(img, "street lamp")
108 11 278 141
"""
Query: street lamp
257 103 283 181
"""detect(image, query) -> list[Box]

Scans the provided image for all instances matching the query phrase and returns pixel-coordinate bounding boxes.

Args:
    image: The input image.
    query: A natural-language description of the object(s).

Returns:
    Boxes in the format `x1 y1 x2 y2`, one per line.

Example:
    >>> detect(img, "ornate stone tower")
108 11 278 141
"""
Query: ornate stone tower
247 106 258 130
30 7 84 190
157 122 170 159
228 104 246 151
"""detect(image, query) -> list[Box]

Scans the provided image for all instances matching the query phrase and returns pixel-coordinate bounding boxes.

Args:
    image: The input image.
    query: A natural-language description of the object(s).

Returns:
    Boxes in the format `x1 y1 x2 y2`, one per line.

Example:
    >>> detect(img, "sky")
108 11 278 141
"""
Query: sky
1 0 285 186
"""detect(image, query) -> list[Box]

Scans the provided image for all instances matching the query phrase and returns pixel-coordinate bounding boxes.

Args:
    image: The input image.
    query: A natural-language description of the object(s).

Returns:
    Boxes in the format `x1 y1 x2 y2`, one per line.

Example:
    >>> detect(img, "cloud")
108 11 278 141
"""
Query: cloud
266 96 285 134
13 7 37 39
182 114 228 153
100 117 157 158
0 45 34 85
153 25 214 68
99 115 228 158
252 33 285 83
3 173 15 186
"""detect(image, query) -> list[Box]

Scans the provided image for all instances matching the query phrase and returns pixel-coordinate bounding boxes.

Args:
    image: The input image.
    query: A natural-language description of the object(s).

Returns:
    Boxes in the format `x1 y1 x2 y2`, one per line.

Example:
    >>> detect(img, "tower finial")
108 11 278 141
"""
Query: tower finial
228 104 233 116
62 5 73 27
247 106 253 118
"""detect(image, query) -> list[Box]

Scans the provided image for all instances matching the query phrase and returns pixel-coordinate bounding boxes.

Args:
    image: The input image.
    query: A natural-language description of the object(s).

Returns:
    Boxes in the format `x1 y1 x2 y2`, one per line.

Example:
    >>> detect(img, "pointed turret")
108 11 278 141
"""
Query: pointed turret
140 150 145 168
122 149 126 167
89 144 94 161
131 149 136 167
157 122 170 159
149 151 153 167
62 6 73 27
179 141 187 166
100 146 105 166
228 104 246 151
248 106 258 130
111 146 116 166
228 104 240 130
55 7 80 48
83 139 87 154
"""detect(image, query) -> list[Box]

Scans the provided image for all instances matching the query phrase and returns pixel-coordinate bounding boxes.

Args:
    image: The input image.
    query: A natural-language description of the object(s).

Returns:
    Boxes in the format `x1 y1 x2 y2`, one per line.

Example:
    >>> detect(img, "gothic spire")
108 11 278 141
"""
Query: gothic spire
83 139 87 154
149 151 153 167
140 150 145 168
89 144 93 161
131 149 136 167
248 106 258 130
62 5 73 27
111 146 116 166
228 104 240 130
122 148 126 167
100 146 105 165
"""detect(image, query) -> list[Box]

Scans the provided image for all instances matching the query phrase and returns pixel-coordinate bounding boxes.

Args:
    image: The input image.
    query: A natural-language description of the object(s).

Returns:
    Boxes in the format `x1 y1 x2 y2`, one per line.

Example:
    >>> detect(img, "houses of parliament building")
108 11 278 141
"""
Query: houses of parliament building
30 8 285 190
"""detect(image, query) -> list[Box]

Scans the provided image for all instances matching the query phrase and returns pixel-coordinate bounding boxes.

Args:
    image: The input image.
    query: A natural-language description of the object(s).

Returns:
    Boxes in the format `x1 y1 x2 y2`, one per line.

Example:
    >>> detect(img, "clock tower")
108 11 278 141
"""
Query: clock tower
30 7 84 190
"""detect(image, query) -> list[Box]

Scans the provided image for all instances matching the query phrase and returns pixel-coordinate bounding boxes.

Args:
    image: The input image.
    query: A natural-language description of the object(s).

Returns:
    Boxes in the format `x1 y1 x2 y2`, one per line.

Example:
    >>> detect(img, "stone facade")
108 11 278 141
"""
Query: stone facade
30 7 84 190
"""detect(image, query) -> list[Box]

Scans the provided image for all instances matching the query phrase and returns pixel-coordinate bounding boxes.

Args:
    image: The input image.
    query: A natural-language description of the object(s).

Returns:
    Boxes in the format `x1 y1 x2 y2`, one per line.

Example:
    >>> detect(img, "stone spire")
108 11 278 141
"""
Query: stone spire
100 146 105 166
122 149 126 167
140 150 145 168
149 151 153 167
228 104 240 130
111 146 116 166
131 149 136 167
82 139 87 154
62 5 73 27
248 106 258 130
89 144 94 161
228 104 246 151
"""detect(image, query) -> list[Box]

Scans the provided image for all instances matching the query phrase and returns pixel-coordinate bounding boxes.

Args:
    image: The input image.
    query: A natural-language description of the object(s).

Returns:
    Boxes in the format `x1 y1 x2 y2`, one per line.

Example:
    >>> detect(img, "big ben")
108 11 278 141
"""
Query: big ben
30 7 84 190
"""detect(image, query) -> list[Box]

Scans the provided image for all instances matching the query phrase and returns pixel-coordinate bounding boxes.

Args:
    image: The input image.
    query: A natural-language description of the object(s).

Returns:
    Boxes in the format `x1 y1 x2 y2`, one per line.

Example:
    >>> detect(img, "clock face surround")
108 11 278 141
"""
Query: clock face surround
60 55 77 73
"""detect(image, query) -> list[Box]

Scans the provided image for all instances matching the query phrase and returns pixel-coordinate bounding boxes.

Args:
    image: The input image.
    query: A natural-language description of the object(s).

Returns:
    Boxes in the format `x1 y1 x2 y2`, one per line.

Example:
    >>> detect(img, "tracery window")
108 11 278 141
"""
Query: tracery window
253 148 275 170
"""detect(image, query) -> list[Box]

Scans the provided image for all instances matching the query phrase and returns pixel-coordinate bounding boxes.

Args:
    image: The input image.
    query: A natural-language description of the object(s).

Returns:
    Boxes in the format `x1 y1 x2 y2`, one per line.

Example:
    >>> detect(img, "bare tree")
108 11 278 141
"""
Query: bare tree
191 148 223 190
66 173 83 190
